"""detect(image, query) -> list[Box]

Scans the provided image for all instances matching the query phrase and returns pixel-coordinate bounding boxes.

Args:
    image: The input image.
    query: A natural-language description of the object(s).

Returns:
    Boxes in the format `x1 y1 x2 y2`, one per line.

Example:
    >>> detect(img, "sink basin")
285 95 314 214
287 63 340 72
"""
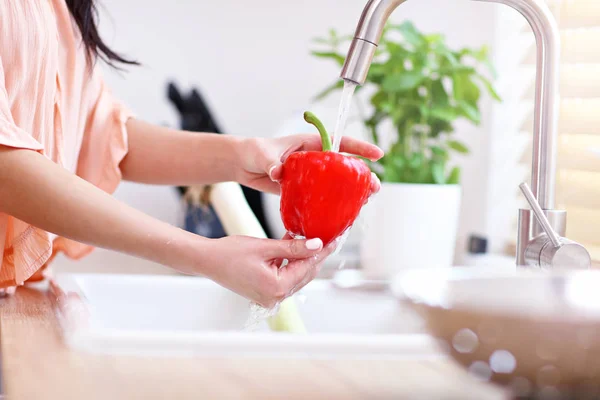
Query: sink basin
52 273 444 359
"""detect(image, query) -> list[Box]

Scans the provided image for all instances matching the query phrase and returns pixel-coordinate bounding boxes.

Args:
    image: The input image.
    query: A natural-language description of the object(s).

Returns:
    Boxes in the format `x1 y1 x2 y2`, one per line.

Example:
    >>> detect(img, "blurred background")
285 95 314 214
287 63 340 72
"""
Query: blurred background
52 0 599 276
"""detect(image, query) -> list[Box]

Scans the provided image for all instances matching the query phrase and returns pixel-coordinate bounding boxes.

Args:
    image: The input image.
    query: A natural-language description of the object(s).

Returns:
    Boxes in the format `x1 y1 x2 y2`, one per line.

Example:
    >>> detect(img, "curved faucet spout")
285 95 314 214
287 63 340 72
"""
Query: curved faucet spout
340 0 408 85
474 0 560 211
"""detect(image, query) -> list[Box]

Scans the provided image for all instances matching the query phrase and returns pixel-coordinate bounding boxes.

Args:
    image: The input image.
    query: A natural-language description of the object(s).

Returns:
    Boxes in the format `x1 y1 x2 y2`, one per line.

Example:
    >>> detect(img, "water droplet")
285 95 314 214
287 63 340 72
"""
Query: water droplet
489 350 517 374
510 377 532 398
468 361 492 381
244 302 280 332
452 328 479 354
331 229 351 258
537 365 561 387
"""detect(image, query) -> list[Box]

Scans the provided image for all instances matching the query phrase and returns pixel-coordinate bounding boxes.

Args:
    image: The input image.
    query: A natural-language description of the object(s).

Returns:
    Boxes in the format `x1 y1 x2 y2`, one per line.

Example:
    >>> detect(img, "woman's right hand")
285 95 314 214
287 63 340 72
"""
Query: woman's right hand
200 234 338 308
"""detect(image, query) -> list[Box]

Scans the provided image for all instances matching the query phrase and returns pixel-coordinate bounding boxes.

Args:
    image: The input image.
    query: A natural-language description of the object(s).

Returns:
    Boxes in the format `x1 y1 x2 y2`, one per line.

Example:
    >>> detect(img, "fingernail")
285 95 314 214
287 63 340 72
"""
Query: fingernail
371 172 380 184
305 238 323 250
269 165 277 181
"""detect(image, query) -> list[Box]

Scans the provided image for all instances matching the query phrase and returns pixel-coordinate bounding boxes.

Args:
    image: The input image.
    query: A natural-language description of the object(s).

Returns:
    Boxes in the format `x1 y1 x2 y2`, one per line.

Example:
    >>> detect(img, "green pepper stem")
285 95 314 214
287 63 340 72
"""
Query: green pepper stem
304 111 332 152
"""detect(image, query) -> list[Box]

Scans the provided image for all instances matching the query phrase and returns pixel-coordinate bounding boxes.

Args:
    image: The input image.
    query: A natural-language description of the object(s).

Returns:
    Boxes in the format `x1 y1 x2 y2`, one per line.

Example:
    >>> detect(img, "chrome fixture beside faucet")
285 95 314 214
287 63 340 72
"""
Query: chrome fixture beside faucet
341 0 591 269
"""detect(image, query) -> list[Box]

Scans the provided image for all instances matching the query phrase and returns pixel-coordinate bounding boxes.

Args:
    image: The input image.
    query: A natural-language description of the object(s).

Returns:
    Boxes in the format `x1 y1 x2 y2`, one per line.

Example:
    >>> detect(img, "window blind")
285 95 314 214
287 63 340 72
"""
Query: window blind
511 0 600 263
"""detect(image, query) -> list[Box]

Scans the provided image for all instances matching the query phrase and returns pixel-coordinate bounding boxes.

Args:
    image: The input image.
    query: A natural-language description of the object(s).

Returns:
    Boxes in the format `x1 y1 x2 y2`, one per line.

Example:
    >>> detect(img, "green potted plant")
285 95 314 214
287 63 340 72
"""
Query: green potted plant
311 21 501 276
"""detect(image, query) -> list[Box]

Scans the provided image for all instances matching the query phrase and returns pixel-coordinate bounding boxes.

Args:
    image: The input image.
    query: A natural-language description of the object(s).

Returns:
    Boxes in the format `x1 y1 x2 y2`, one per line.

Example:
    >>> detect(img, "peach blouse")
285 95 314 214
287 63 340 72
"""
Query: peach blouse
0 0 132 287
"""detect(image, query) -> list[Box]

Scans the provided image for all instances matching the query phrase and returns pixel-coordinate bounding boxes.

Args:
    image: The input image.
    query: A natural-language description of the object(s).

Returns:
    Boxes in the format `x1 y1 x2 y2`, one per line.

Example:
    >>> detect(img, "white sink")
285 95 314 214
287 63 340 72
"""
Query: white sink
53 273 444 359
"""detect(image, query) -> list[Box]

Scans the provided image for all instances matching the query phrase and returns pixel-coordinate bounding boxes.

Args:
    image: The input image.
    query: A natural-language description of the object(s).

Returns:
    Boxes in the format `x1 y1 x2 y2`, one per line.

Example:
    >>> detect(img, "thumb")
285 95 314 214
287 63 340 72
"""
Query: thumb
268 163 283 182
266 238 323 260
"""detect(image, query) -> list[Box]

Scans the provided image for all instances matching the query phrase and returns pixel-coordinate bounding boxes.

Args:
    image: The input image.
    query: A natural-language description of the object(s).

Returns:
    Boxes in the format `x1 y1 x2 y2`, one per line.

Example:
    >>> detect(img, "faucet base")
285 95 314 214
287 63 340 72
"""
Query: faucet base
517 209 566 265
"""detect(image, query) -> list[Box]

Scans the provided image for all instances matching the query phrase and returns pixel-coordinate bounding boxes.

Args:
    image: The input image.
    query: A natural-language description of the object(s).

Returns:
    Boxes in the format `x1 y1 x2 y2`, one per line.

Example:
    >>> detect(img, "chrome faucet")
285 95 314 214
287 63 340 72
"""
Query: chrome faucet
341 0 592 269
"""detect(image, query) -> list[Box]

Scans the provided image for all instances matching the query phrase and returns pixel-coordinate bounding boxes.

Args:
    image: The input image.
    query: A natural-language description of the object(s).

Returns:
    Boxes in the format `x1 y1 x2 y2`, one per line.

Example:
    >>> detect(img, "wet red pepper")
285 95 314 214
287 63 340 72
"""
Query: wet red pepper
279 111 372 246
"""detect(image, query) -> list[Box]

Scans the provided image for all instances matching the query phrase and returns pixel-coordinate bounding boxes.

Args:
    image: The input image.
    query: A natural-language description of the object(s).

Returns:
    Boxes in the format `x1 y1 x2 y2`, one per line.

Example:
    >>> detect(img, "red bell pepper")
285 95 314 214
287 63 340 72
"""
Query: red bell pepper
279 111 372 246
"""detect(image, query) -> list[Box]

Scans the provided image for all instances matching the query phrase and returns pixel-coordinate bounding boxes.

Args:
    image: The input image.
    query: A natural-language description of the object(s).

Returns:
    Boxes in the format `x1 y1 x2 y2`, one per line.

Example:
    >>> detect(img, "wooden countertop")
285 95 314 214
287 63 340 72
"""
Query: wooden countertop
0 285 509 400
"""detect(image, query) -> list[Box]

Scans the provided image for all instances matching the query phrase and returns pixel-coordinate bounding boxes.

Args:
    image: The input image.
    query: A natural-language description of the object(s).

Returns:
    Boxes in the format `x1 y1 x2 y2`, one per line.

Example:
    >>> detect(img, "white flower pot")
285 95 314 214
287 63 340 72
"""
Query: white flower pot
360 182 462 278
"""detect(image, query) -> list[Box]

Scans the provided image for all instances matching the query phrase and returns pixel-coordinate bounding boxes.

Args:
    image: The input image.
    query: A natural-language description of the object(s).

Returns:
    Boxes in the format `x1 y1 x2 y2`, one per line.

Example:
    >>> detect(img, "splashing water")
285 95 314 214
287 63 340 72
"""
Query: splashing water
332 228 351 258
331 80 358 153
243 257 289 331
242 230 352 332
244 302 280 332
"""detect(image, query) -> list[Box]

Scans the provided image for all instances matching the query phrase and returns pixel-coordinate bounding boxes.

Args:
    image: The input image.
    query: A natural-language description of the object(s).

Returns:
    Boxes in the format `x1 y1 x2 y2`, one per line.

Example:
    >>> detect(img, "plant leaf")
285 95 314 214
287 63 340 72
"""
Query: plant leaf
430 145 448 158
367 63 387 84
440 50 459 68
453 71 481 104
311 37 331 45
474 74 502 102
448 140 470 154
431 162 446 184
310 51 346 66
408 152 423 169
440 65 476 74
391 154 406 170
457 101 481 124
392 21 425 47
430 119 454 137
417 160 432 183
431 80 449 107
425 33 444 45
429 106 458 122
382 71 425 92
447 166 461 184
383 160 403 182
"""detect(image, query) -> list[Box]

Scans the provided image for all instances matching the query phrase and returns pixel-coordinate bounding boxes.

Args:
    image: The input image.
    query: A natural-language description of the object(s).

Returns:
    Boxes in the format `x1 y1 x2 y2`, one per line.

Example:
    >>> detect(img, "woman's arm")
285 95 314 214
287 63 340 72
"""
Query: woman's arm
120 119 244 185
121 118 384 195
0 147 202 272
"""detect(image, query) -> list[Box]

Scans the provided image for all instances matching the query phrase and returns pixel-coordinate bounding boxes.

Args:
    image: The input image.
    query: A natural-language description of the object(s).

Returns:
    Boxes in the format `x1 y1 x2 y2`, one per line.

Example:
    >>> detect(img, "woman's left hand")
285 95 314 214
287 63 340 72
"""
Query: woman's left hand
236 133 384 195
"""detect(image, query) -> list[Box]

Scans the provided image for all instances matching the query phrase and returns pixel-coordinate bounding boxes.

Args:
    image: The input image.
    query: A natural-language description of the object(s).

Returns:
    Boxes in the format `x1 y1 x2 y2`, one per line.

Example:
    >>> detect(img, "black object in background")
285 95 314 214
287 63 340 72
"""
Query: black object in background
166 82 274 239
467 234 488 254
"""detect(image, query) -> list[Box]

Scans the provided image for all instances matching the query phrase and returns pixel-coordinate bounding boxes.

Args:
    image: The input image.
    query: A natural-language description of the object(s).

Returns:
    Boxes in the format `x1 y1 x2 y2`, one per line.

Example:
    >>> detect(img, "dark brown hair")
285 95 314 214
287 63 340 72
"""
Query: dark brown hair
66 0 139 69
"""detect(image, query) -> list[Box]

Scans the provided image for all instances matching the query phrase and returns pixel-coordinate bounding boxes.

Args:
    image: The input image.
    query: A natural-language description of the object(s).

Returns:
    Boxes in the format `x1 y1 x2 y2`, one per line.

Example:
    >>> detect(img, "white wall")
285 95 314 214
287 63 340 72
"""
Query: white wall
54 0 502 274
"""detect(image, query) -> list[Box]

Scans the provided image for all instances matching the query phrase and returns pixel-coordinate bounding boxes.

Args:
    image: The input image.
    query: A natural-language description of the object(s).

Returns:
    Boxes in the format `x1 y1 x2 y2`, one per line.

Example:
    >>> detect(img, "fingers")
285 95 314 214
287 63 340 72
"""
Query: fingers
268 164 283 182
279 239 339 294
248 176 281 195
278 134 384 162
264 237 323 260
339 136 384 161
370 172 381 194
264 134 383 184
271 232 293 269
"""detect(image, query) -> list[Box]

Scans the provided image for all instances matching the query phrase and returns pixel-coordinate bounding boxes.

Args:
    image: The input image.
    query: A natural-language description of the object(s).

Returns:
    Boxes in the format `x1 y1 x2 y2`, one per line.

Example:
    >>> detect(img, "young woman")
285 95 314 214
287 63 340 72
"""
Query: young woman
0 0 382 308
